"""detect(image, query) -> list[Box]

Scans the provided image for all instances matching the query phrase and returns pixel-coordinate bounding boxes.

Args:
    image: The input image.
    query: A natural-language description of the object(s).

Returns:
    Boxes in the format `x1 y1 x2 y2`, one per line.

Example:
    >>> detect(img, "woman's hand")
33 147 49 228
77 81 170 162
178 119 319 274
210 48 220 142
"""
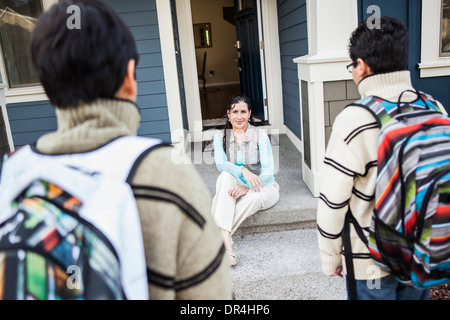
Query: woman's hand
241 167 263 192
228 185 249 199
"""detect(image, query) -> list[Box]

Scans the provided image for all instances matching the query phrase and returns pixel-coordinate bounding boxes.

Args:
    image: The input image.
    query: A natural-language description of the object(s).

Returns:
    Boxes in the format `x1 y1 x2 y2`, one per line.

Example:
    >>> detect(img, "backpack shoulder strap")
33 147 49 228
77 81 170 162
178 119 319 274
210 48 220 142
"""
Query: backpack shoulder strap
125 140 172 184
53 136 166 182
346 90 443 129
347 96 384 128
417 91 447 114
342 209 371 300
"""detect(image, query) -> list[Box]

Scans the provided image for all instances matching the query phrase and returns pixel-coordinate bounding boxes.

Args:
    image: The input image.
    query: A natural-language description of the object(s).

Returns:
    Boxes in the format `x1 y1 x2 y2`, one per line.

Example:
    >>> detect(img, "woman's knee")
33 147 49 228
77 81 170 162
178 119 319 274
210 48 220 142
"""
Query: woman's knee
261 184 280 210
218 171 236 183
216 171 237 189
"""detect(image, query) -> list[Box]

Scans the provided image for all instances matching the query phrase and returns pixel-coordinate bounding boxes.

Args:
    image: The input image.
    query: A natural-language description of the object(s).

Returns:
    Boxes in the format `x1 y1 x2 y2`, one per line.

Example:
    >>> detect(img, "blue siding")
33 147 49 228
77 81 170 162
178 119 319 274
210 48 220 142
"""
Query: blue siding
7 0 171 149
277 0 308 140
108 0 171 141
358 0 450 111
360 0 408 23
7 100 56 147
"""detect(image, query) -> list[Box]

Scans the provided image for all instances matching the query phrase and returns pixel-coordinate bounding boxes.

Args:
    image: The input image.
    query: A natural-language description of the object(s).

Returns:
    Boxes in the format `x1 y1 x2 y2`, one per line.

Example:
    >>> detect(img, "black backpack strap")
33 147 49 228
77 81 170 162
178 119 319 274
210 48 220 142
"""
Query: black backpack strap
126 142 172 184
343 209 370 300
343 211 357 300
395 90 429 112
418 91 447 114
124 141 173 285
0 152 5 181
346 97 382 128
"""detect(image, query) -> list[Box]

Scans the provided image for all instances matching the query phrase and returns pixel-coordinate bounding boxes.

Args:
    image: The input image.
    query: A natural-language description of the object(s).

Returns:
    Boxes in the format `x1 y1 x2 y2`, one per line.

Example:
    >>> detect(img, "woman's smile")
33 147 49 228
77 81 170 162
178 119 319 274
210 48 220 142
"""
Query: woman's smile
227 101 251 130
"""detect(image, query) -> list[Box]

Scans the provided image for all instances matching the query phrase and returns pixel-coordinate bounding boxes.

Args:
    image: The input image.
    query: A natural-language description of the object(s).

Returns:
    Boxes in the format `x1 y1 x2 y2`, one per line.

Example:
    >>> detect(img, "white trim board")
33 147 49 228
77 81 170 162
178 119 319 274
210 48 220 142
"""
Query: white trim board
419 0 450 78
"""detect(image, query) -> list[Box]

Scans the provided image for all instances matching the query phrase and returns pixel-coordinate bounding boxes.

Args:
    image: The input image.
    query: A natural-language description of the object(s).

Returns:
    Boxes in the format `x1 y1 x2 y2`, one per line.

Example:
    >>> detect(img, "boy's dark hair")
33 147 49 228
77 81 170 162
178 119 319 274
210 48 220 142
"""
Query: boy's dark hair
30 0 139 108
349 17 409 74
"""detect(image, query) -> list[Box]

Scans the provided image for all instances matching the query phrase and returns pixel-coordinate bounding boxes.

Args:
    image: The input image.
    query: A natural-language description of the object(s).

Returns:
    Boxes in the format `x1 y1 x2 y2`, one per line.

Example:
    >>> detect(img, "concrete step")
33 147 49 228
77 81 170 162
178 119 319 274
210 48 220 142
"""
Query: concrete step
230 228 347 300
189 134 319 235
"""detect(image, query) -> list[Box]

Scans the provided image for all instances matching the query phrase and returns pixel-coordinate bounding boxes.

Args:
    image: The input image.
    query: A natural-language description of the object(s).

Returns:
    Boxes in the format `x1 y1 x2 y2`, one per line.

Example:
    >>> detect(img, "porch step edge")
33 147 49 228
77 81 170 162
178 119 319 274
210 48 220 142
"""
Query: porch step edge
234 207 317 236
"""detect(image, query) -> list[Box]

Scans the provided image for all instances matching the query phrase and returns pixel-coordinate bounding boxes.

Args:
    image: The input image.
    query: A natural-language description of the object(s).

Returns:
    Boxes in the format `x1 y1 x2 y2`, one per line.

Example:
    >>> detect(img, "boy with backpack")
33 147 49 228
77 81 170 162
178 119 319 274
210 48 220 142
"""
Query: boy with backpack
317 17 448 300
0 0 232 299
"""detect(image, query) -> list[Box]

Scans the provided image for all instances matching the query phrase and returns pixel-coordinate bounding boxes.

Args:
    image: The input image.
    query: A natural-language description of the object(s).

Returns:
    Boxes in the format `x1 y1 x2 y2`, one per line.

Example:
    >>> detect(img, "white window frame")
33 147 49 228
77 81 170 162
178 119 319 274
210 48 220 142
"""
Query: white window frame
441 0 450 57
419 0 450 78
0 0 58 104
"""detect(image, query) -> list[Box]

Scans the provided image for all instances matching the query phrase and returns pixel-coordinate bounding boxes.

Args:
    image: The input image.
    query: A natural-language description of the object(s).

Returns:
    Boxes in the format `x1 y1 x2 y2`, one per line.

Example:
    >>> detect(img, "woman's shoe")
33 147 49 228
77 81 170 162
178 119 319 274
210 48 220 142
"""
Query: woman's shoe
225 238 236 266
226 248 236 266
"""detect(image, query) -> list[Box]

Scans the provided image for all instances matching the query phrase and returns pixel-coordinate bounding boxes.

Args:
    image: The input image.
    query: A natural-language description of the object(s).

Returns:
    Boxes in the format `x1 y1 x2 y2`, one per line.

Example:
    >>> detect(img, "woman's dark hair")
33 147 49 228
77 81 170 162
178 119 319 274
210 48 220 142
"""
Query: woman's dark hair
30 0 139 108
222 93 253 152
349 17 409 74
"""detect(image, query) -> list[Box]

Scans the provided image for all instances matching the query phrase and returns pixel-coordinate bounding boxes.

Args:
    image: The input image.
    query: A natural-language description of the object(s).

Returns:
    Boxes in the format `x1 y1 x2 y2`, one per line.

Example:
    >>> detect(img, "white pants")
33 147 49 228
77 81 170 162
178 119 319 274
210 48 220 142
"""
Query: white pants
211 172 280 235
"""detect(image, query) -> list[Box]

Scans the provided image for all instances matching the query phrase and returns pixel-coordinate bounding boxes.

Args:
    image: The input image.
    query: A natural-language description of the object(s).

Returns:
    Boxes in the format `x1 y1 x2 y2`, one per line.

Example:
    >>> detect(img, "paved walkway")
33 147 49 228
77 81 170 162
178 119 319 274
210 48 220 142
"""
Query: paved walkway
230 229 347 300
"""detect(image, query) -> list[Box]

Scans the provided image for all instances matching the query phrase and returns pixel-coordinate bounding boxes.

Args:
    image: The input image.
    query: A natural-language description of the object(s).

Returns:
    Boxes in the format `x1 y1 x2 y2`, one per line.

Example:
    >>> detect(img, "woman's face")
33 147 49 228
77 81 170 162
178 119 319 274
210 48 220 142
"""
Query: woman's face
227 102 251 130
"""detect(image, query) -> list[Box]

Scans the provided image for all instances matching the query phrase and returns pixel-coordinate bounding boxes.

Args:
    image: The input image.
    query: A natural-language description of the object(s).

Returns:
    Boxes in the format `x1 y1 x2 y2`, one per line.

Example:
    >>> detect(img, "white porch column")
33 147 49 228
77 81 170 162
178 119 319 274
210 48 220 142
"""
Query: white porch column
293 0 358 197
0 83 13 153
156 0 186 147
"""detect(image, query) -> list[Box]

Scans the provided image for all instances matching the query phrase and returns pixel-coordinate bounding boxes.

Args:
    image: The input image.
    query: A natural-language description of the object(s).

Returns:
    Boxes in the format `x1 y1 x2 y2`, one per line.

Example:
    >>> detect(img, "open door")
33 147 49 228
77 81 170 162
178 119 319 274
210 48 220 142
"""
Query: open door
234 0 265 121
170 0 189 131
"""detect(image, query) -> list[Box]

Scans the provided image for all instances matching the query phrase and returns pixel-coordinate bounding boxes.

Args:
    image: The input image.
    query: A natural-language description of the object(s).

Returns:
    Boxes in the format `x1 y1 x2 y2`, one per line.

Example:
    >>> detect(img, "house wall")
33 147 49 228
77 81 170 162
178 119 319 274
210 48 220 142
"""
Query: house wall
107 0 171 141
277 0 308 140
7 100 56 148
301 79 359 169
323 80 359 147
358 0 450 110
5 0 171 149
293 0 359 196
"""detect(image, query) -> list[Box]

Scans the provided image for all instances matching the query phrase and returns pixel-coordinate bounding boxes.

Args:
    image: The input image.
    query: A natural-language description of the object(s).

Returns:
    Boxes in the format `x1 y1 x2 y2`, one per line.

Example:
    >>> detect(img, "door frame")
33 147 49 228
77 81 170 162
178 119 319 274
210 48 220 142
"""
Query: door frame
256 0 268 121
234 0 267 121
174 0 284 142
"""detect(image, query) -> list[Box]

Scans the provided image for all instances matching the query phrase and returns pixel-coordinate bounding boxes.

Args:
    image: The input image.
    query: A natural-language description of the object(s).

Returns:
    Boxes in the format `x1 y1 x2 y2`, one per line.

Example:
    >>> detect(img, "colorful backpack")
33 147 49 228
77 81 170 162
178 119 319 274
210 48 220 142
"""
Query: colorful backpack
0 136 163 300
346 90 450 291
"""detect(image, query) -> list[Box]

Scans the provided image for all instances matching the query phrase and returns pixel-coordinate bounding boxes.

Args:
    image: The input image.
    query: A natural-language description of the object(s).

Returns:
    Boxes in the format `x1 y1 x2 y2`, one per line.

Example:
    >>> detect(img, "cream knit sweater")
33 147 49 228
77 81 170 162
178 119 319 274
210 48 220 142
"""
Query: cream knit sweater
317 71 431 280
36 98 233 299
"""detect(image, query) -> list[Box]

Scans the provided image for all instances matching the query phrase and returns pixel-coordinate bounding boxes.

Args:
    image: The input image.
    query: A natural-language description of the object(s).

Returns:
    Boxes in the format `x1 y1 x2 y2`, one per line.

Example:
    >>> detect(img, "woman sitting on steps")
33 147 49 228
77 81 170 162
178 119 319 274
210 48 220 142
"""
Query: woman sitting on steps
211 94 280 266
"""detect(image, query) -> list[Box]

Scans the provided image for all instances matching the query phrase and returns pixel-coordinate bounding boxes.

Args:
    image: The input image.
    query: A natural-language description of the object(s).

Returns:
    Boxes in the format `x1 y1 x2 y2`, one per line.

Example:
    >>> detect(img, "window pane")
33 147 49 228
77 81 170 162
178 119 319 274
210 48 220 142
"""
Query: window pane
442 0 450 56
0 0 43 88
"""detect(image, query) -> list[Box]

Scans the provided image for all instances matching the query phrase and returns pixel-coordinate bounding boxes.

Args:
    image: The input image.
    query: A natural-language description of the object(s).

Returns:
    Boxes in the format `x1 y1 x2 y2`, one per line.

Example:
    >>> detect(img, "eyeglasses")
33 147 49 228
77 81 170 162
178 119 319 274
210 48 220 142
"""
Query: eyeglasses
346 61 358 73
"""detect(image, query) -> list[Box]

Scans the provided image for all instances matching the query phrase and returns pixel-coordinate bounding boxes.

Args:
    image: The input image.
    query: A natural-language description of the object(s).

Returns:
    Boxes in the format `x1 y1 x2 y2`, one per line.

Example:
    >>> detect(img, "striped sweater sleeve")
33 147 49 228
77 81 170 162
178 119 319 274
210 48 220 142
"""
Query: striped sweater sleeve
316 106 379 276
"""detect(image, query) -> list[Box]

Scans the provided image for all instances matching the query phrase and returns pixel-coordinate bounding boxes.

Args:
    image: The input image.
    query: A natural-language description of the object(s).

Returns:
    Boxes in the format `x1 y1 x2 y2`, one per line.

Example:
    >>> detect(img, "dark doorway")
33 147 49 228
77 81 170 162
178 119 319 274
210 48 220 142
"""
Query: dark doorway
234 0 265 121
191 0 267 127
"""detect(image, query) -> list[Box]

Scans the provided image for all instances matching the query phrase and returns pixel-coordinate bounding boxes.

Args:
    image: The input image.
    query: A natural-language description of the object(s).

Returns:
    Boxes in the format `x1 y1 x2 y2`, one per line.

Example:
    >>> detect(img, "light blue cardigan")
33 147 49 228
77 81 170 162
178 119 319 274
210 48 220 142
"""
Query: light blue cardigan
213 125 277 188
